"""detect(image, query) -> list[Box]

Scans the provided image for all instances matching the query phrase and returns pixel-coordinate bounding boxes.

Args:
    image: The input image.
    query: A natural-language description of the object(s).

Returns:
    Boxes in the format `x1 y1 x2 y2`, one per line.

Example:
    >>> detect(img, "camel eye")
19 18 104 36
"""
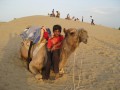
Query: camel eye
70 32 75 35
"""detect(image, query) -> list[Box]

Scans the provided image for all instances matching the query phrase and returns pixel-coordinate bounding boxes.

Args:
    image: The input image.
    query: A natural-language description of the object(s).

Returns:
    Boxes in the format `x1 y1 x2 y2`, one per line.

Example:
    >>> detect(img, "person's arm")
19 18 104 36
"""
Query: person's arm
47 39 53 51
37 28 44 44
51 35 64 51
51 41 62 51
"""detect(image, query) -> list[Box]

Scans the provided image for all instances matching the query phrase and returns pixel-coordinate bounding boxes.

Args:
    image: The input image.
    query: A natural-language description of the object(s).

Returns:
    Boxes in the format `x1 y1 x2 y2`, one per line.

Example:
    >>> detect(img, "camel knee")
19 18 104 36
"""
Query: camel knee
59 61 66 70
29 63 39 75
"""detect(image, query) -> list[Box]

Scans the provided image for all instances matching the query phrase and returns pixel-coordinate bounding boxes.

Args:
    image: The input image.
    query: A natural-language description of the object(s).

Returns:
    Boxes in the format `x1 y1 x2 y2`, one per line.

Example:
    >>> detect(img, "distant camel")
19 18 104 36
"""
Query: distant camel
20 28 88 79
65 16 75 20
74 18 79 21
48 13 55 17
48 9 55 17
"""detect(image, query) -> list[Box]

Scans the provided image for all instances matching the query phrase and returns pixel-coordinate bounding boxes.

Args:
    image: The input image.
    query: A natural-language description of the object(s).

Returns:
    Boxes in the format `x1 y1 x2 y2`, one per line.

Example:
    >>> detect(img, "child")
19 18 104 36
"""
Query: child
43 24 64 80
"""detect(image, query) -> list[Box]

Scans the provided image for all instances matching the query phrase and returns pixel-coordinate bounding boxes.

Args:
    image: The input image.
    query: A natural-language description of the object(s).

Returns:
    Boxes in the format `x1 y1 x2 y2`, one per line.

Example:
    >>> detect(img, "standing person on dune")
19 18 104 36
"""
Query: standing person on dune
90 16 95 25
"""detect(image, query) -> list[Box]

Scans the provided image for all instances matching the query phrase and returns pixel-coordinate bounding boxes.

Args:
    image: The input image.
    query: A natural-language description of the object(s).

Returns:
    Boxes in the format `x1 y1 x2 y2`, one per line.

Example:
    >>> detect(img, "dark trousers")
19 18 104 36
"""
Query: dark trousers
91 19 94 25
52 50 60 73
27 41 33 70
43 49 60 79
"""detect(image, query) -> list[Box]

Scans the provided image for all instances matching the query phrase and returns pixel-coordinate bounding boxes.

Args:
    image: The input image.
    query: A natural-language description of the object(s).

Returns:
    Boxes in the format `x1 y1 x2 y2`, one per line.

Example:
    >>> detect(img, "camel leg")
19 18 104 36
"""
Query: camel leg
59 58 67 70
59 63 65 75
29 62 39 75
29 62 43 80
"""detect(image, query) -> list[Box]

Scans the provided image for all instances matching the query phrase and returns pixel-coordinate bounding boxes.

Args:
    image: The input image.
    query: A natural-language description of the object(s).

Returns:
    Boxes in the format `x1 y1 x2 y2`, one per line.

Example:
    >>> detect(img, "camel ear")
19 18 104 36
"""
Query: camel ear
21 42 24 46
80 28 84 32
63 28 67 34
70 28 76 34
78 28 84 36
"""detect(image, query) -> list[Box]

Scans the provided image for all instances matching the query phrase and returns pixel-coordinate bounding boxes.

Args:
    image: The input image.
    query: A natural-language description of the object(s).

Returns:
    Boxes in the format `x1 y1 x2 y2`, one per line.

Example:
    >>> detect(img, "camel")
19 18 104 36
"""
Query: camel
48 9 55 17
65 16 75 20
48 13 55 17
20 28 88 79
20 38 47 79
59 28 88 74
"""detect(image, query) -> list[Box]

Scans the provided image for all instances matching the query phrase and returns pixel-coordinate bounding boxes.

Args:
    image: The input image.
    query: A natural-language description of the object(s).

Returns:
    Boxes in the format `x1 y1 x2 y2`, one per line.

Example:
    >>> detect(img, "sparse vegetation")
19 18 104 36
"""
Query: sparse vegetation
119 27 120 30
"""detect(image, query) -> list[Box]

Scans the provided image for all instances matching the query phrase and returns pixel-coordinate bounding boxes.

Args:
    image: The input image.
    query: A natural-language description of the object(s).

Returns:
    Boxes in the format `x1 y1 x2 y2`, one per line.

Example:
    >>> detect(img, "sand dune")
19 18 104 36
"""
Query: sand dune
0 22 6 26
0 15 120 90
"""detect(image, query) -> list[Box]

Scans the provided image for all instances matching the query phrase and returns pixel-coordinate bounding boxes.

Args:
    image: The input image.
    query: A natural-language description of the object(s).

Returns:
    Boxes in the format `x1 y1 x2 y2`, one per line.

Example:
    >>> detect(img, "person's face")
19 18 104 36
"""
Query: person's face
53 30 61 37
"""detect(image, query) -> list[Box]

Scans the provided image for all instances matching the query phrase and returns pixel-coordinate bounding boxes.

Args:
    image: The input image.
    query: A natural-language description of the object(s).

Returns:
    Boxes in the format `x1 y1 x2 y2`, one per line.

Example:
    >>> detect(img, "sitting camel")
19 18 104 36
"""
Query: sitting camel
59 28 88 74
48 9 55 17
65 16 75 20
20 38 47 79
20 28 88 79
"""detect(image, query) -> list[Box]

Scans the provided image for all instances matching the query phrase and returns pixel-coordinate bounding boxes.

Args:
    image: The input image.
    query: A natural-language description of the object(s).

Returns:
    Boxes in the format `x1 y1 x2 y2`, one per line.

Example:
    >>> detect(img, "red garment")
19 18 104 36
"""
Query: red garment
47 35 64 49
43 31 49 40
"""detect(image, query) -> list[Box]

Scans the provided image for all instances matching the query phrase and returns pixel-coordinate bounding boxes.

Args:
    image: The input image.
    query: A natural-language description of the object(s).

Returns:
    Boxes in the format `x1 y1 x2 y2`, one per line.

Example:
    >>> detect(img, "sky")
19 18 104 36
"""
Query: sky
0 0 120 28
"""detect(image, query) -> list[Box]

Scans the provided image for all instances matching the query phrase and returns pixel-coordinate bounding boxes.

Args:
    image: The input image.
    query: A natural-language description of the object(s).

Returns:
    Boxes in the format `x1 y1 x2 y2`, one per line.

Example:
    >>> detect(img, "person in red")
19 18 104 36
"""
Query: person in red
43 24 64 80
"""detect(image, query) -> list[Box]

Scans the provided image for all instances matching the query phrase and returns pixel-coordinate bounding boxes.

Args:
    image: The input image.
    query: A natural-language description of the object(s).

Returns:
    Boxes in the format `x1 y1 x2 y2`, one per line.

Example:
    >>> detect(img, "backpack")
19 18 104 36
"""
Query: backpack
20 26 51 44
20 26 41 44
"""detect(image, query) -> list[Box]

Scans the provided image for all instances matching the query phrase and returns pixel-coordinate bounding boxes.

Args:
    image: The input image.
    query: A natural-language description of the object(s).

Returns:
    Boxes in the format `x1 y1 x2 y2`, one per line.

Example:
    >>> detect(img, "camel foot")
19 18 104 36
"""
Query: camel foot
55 73 62 80
59 68 65 75
35 74 42 80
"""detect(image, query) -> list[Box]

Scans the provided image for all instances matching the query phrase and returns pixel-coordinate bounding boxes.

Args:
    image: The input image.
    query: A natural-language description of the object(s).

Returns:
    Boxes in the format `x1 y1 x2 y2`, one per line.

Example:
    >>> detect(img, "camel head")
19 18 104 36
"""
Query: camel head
21 39 30 46
78 28 88 44
63 28 88 45
64 28 79 46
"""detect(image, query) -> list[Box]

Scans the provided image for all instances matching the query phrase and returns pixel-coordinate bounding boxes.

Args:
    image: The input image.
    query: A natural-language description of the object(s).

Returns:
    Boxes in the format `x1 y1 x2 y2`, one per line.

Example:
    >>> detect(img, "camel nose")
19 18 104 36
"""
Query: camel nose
84 39 87 44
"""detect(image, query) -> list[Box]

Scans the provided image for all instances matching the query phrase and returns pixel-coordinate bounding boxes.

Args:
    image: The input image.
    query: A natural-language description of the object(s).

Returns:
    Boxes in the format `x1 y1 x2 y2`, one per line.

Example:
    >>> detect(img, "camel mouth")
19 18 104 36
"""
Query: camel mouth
21 42 24 46
83 39 87 44
84 42 87 44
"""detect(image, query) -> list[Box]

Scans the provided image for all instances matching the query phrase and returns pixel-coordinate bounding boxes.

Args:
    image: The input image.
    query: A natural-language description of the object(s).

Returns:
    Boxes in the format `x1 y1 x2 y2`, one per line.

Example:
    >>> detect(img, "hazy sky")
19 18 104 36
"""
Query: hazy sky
0 0 120 28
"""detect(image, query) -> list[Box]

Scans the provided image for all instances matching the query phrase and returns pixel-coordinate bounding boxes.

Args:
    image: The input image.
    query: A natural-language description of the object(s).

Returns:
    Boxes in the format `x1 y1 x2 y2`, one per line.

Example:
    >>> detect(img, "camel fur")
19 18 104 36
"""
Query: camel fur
59 28 88 74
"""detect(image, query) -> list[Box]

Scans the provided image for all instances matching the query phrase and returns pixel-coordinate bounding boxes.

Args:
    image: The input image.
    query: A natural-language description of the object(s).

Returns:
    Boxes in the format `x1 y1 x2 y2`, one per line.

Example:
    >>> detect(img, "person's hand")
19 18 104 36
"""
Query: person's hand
49 35 54 39
47 48 51 52
51 45 56 51
41 26 46 31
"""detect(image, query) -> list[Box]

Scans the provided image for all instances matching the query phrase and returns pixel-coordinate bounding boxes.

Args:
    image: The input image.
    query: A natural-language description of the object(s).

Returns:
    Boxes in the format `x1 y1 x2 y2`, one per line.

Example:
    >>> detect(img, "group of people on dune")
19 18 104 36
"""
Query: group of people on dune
48 9 60 18
48 9 95 25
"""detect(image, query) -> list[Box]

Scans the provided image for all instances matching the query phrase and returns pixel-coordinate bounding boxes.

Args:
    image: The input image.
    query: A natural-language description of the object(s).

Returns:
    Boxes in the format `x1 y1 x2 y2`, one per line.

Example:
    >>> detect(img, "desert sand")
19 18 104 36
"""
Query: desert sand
0 15 120 90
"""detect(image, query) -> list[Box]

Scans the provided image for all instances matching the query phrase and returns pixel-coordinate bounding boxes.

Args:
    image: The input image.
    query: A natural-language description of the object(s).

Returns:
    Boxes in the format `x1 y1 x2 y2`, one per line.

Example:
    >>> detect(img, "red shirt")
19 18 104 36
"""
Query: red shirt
43 31 49 40
47 35 64 49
